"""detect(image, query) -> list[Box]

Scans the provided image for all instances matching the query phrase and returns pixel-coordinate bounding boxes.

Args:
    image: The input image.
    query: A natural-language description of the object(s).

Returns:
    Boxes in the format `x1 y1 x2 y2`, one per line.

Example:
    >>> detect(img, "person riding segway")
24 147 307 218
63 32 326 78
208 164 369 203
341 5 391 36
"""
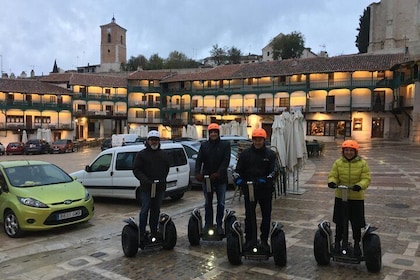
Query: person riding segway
314 140 381 272
227 128 286 266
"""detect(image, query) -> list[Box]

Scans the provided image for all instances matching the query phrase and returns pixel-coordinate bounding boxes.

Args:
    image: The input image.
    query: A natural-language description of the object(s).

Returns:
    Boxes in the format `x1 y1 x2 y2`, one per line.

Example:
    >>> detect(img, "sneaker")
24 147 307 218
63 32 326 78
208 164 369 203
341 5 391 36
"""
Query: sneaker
354 243 361 257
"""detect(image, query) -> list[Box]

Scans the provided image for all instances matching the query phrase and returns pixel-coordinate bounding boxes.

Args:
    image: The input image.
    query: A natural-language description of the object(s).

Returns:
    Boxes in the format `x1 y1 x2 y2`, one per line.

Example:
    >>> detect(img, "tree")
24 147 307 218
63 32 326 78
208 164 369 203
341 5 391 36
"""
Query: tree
164 51 198 69
356 7 370 54
271 31 305 60
123 55 148 71
210 44 228 65
227 46 242 64
146 53 164 70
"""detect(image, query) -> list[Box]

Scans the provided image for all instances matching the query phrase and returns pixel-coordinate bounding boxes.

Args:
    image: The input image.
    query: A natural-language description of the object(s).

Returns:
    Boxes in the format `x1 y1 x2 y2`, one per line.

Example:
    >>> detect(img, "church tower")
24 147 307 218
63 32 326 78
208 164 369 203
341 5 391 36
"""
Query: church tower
99 17 127 72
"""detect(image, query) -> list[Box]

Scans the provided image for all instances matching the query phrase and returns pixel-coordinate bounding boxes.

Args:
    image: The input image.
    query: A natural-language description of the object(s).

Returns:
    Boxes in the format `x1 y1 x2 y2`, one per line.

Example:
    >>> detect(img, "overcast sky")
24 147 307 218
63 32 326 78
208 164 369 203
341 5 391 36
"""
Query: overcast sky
1 0 375 76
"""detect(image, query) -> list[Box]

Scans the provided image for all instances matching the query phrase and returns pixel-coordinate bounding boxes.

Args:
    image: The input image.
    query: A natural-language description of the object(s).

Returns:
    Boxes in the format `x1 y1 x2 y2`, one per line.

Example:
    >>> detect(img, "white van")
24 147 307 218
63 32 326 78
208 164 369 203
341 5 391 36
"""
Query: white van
70 142 190 202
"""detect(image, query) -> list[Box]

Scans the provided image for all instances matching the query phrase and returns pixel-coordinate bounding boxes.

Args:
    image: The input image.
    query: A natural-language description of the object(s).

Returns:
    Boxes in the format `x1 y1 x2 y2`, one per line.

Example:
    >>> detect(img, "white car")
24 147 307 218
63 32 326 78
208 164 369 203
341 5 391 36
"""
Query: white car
70 142 190 202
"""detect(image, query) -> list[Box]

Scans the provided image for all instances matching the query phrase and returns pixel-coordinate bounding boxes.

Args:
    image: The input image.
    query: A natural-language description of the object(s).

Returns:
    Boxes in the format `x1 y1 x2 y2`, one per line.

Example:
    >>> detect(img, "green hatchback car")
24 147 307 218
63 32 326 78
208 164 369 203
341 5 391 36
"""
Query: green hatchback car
0 160 94 237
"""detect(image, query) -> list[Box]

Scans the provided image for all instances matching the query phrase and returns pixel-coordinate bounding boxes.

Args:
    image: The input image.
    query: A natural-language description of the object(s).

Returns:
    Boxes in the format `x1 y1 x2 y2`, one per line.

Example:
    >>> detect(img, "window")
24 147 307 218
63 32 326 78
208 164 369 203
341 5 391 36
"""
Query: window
107 34 111 43
165 148 187 166
220 99 229 108
279 97 289 108
307 120 351 137
116 152 136 170
105 88 111 94
90 154 112 172
135 110 145 118
353 118 363 131
326 95 335 111
49 96 56 103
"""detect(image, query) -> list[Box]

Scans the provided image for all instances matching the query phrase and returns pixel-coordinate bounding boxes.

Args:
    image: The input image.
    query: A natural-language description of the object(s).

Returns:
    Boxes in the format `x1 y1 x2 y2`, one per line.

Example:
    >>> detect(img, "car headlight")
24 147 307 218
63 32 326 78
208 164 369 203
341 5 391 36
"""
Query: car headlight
85 189 92 201
18 197 48 208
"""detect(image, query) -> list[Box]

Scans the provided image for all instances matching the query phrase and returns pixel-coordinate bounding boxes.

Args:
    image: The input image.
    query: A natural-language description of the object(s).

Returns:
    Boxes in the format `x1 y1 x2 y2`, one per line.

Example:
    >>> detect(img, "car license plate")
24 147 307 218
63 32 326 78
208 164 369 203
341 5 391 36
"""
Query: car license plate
58 210 82 220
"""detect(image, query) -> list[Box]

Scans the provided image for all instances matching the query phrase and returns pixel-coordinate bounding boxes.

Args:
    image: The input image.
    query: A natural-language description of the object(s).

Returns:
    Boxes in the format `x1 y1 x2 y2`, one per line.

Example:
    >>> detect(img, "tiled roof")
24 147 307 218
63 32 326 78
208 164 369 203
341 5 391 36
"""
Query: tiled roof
128 70 177 80
40 73 128 87
0 78 73 94
161 53 408 82
229 53 408 79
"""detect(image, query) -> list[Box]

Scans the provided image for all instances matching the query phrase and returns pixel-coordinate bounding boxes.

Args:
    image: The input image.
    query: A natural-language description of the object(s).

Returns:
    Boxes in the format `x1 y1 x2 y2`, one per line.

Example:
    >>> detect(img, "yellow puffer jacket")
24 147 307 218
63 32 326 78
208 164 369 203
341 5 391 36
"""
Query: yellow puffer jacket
328 156 371 200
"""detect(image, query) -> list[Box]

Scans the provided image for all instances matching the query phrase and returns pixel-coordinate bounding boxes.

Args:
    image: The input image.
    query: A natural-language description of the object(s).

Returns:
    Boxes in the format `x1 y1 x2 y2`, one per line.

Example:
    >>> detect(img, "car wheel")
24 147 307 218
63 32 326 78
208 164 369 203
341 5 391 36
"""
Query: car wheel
170 192 184 201
121 225 139 257
4 210 23 238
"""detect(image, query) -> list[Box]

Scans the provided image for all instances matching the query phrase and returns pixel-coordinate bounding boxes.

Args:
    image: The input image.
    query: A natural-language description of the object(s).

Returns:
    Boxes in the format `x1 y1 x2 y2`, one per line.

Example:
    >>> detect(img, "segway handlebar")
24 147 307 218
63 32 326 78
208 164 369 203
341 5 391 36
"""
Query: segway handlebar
204 175 211 193
151 179 159 198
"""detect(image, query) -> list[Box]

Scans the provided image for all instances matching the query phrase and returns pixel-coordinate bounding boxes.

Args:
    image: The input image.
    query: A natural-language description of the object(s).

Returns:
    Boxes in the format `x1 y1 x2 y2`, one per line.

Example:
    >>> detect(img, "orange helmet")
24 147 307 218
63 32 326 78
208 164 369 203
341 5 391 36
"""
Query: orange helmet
252 128 267 139
207 123 220 132
342 140 359 152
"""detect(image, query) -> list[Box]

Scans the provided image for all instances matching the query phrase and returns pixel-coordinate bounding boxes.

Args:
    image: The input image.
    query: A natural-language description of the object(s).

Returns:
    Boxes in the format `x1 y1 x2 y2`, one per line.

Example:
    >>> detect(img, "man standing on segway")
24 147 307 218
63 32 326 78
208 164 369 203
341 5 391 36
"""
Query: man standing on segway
235 128 278 253
195 123 231 235
327 140 371 256
133 130 170 247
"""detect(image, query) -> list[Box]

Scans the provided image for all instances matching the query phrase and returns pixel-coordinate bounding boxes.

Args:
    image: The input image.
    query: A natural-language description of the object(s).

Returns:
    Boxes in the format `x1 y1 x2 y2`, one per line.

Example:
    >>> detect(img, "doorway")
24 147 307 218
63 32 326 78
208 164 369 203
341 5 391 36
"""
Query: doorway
371 117 384 138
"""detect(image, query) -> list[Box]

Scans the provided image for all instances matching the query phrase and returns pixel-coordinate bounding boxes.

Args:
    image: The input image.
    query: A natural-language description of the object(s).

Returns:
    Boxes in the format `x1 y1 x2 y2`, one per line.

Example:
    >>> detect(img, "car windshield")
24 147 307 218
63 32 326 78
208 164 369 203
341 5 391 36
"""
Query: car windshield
4 164 73 187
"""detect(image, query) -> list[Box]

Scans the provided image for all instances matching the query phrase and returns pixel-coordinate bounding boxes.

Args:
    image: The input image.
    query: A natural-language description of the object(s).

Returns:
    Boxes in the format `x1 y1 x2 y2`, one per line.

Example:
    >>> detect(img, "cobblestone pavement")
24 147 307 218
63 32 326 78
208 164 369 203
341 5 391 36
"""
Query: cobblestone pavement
1 140 420 279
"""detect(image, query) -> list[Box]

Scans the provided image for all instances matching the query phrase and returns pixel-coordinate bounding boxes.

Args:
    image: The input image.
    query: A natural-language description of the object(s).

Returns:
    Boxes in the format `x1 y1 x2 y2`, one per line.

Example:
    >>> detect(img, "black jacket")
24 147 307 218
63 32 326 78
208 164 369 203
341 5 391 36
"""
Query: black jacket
133 143 170 192
194 137 231 184
235 145 278 196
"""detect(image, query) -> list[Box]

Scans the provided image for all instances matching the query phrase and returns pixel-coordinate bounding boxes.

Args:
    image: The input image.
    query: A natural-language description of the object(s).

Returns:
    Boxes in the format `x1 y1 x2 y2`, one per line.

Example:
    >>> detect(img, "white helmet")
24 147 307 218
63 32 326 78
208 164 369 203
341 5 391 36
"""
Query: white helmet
147 130 160 139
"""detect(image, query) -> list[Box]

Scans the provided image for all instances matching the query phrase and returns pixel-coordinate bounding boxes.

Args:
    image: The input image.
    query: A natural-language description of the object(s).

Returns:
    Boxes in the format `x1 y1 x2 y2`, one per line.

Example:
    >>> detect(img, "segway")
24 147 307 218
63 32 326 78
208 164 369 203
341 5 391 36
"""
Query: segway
226 180 287 266
121 180 177 257
313 185 382 272
188 175 237 245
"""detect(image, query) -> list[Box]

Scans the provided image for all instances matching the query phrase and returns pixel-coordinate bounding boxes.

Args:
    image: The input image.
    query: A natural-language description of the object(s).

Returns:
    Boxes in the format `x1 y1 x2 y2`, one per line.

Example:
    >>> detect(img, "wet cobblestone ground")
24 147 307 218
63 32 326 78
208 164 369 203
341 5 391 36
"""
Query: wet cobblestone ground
1 140 420 279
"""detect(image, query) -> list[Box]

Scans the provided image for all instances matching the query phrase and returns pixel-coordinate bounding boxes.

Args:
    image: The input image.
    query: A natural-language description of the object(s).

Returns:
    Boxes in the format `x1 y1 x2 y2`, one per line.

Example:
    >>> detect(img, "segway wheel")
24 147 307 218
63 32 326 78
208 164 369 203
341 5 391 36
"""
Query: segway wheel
271 230 287 267
187 215 201 246
122 225 139 257
226 233 242 265
363 233 382 273
224 215 237 236
313 229 330 265
162 221 177 250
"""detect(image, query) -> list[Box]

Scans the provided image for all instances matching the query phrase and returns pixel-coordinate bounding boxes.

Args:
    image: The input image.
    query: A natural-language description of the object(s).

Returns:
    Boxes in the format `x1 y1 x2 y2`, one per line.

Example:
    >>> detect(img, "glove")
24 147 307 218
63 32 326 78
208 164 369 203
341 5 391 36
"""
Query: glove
195 174 203 182
210 173 220 181
258 178 267 184
236 178 243 186
352 185 362 192
328 182 337 189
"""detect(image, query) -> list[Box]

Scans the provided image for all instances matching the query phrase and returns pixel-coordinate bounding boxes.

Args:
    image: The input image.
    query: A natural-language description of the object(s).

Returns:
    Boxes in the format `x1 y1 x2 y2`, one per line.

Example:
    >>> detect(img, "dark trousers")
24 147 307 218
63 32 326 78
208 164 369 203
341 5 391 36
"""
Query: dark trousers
202 182 226 227
333 197 365 243
139 190 165 236
244 193 272 243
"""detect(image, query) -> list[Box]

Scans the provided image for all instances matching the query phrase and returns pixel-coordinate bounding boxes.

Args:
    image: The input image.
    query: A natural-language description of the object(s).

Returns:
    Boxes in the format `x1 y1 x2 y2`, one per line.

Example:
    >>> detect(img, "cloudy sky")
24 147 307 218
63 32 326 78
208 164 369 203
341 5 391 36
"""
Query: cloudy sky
1 0 374 76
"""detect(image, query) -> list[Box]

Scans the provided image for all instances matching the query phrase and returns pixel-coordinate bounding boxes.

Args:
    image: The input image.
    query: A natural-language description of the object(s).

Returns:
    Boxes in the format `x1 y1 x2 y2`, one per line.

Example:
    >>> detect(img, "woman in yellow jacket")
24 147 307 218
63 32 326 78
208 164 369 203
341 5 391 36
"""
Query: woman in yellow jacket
327 140 371 256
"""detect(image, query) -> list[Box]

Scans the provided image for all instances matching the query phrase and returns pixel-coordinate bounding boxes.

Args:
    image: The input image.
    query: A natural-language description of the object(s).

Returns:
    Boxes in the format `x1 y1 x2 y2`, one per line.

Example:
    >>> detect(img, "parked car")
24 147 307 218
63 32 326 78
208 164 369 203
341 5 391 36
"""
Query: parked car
0 160 94 237
180 140 241 186
51 139 74 153
0 142 5 155
6 142 25 155
101 138 112 151
24 139 51 155
70 142 190 202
